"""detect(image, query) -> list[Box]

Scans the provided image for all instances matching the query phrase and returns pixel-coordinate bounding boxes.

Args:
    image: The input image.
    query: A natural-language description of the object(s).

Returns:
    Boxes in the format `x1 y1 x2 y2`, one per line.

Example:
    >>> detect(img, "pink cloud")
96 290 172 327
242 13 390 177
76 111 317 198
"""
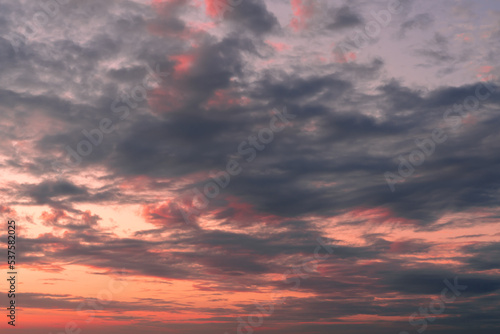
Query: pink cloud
142 199 194 228
208 196 284 226
148 85 188 113
40 209 68 225
290 0 317 32
205 0 234 19
348 206 417 226
457 32 472 42
331 43 357 63
170 53 196 75
206 89 250 109
0 205 16 215
266 41 291 52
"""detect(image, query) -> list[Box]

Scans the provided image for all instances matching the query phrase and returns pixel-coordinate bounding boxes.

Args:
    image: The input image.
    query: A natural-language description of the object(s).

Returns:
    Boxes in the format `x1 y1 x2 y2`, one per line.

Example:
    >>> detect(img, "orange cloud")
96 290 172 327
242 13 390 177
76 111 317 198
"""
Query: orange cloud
348 206 417 226
331 42 357 63
142 199 192 228
0 205 16 215
40 209 68 225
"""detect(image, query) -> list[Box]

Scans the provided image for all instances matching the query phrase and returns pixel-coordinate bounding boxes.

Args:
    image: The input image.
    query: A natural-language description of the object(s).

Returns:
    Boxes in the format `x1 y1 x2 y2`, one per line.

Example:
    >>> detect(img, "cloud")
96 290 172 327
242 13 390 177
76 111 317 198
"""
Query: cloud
1 0 500 332
398 13 434 38
326 5 364 31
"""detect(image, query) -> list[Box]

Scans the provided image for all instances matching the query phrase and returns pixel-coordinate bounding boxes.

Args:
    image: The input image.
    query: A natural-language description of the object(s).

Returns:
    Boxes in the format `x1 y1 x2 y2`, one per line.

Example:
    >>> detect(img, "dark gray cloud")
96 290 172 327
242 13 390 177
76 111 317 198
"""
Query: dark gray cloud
399 13 434 38
226 0 279 36
326 6 364 31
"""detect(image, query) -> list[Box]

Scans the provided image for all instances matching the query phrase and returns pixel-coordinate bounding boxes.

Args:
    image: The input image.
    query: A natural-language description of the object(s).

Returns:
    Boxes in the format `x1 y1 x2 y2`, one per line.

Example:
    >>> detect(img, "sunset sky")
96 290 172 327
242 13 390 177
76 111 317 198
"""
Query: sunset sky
1 0 500 333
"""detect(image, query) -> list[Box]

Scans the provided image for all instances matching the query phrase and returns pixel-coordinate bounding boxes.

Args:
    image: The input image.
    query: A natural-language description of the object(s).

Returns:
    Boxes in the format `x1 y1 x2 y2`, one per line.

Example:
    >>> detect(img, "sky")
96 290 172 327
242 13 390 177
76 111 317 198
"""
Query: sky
0 0 500 333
